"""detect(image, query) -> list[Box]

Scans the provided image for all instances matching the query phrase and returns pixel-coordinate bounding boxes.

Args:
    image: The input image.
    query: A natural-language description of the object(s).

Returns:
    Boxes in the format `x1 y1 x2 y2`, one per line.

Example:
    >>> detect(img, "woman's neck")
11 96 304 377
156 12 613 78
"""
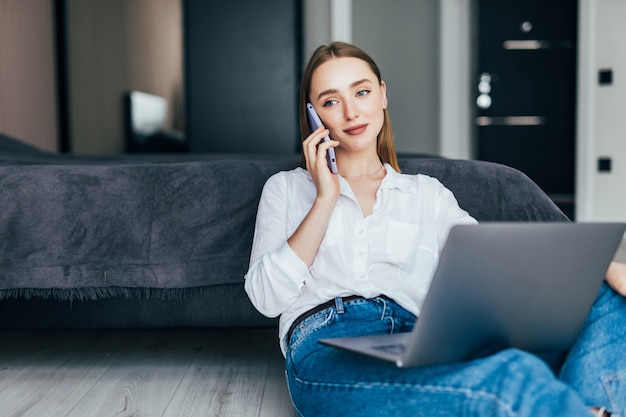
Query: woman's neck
338 156 386 217
341 163 385 180
336 151 383 179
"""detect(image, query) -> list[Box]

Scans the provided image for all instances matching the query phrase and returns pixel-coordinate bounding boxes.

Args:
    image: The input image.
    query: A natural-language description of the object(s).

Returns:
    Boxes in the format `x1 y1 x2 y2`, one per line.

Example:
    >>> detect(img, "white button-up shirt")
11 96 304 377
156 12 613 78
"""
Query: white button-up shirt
244 164 477 354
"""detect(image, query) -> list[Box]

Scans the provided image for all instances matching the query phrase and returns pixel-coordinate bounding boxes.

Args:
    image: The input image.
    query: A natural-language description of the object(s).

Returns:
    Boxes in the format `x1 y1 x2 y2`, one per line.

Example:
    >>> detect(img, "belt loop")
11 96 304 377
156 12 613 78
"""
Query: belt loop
334 296 345 314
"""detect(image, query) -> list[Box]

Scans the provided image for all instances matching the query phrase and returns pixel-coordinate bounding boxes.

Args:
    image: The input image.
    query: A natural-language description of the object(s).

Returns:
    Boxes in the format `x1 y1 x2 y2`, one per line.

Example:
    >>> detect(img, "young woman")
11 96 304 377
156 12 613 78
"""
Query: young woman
244 42 626 417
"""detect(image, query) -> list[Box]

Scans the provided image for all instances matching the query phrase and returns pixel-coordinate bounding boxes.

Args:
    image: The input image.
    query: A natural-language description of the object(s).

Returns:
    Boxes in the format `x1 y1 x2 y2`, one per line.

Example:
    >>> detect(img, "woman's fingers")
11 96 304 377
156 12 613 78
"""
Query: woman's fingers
301 126 339 198
302 126 331 170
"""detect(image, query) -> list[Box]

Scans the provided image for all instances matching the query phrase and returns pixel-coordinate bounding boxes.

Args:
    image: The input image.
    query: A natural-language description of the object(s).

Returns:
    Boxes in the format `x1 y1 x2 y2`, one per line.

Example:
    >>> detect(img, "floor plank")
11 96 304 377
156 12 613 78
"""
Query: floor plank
259 342 294 417
164 329 277 417
0 331 115 417
0 328 295 417
65 331 198 417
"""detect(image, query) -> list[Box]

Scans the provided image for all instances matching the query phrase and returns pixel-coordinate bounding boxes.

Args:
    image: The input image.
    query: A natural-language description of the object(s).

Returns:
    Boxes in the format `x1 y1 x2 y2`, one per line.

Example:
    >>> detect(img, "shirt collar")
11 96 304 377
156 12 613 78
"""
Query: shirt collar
380 163 416 193
297 163 416 193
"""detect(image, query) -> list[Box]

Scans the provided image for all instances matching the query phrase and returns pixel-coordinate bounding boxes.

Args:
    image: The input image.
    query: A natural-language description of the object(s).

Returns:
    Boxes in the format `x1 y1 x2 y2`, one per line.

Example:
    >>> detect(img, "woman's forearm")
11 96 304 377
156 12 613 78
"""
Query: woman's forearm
288 195 337 268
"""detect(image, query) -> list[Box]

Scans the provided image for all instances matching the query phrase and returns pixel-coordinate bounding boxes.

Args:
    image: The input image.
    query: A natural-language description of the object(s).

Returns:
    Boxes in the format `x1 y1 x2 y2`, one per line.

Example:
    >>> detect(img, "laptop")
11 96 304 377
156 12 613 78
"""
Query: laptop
319 222 626 368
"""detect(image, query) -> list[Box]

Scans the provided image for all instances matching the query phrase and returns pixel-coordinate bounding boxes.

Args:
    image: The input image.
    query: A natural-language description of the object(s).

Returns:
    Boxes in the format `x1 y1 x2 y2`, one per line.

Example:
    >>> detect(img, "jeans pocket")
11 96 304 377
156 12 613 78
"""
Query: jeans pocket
288 309 335 360
602 373 626 415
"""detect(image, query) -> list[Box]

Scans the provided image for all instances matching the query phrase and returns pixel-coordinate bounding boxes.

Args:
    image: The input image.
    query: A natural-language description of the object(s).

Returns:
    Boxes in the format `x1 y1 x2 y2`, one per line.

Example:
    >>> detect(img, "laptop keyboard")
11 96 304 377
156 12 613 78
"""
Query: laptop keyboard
372 343 406 355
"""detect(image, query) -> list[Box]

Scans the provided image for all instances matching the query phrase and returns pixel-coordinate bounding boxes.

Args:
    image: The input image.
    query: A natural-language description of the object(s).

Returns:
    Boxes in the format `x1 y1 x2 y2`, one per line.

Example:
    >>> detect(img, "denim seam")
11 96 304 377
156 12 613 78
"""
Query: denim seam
285 370 306 417
292 376 516 416
601 372 626 415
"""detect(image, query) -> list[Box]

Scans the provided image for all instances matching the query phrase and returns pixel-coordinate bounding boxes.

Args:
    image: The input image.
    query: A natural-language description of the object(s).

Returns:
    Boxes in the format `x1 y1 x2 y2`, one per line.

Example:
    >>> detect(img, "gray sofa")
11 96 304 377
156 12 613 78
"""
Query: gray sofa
0 133 568 330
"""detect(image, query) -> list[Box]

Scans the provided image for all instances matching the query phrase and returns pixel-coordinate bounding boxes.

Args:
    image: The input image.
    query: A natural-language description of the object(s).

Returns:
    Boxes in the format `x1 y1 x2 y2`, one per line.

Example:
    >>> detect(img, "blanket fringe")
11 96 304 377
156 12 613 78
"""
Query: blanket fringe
0 285 235 302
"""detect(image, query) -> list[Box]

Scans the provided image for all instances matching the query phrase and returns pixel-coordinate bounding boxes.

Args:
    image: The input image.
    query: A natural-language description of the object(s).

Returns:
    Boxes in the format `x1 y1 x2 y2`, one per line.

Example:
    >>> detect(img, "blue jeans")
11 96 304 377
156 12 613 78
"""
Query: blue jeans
285 284 626 417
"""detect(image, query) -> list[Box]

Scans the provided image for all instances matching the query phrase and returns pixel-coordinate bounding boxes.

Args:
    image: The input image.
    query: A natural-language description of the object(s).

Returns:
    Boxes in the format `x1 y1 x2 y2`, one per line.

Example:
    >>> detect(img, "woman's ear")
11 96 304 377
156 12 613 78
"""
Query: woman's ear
380 80 388 109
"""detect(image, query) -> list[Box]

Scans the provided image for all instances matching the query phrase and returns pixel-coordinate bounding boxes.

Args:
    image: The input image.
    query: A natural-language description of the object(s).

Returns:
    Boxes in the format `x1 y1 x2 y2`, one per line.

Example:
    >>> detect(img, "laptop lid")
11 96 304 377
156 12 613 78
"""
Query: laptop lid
320 222 626 368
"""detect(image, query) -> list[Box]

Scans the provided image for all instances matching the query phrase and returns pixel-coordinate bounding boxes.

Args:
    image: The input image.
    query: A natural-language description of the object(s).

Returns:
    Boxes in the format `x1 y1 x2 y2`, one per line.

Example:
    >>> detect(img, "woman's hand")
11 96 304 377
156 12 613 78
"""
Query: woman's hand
302 126 340 201
286 127 340 267
606 261 626 296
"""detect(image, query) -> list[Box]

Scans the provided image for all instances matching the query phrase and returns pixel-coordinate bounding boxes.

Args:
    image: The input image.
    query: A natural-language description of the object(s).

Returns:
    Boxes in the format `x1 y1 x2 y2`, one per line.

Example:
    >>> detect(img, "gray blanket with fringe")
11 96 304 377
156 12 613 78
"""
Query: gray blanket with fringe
0 133 568 302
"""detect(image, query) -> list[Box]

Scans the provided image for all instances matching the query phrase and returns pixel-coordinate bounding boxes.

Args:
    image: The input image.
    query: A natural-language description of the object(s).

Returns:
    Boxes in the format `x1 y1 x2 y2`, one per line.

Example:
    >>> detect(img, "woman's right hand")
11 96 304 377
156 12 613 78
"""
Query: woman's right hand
302 126 340 201
288 127 340 267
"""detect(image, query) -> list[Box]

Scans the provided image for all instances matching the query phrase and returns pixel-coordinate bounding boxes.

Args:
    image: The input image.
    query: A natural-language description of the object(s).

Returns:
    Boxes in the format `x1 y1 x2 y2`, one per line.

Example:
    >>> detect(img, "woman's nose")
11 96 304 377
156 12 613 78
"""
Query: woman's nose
343 99 358 120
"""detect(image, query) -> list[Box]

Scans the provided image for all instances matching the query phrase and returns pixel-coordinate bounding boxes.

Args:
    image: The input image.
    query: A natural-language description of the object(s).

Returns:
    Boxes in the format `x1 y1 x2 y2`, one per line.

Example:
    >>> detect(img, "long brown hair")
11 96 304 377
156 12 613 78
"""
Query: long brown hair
299 42 400 171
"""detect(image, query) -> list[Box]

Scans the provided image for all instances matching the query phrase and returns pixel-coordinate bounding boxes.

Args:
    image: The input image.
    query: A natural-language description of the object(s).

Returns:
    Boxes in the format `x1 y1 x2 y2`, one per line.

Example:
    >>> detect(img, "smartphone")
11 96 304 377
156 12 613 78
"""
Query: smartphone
306 103 338 173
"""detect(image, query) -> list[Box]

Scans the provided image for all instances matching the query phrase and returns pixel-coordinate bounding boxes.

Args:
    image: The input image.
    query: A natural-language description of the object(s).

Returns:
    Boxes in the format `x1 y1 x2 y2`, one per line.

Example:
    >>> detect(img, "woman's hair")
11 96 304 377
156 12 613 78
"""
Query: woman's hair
298 42 400 171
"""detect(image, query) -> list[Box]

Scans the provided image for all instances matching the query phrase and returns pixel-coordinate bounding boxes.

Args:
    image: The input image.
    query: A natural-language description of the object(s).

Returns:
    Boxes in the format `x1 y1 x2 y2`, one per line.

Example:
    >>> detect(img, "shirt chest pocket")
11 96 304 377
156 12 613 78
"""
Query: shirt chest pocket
385 221 421 268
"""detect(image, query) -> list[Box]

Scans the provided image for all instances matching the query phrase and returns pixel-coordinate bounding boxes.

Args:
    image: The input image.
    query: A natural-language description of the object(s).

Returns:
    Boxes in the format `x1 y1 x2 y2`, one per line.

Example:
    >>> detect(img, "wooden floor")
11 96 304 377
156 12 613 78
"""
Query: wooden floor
0 328 295 417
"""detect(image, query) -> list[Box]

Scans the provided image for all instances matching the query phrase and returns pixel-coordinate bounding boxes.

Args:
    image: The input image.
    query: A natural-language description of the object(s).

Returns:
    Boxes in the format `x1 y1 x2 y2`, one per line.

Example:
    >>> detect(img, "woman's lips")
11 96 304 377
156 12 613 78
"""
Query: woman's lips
343 124 368 135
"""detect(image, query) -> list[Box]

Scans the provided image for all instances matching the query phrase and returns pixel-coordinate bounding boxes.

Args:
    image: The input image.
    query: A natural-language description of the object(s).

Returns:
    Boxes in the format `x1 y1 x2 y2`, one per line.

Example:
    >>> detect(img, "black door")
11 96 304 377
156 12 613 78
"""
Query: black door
475 0 577 219
184 0 302 154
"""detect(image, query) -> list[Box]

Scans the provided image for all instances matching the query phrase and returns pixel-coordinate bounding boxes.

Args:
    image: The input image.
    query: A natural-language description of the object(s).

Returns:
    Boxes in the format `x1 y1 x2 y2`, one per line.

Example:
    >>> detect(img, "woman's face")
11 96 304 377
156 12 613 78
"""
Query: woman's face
308 57 387 154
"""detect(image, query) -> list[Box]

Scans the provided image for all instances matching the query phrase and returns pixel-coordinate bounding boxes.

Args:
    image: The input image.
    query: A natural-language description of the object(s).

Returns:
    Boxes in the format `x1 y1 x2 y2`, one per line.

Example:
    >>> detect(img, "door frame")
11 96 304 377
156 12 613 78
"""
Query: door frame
574 0 595 221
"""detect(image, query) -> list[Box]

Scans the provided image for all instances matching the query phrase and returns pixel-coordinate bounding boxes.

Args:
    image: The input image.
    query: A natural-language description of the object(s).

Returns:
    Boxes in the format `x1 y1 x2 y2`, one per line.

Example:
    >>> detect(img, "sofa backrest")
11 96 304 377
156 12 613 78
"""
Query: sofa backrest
0 146 568 301
398 158 569 223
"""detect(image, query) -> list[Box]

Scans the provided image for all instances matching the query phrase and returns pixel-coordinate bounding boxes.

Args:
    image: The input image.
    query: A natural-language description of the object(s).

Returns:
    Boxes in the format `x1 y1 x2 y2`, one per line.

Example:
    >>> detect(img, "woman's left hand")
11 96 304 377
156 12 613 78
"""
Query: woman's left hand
606 261 626 296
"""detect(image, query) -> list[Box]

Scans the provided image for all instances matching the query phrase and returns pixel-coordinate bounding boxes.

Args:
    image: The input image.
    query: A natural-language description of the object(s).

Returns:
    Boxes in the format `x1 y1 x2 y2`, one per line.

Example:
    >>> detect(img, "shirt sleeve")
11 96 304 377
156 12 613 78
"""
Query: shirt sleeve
244 172 311 318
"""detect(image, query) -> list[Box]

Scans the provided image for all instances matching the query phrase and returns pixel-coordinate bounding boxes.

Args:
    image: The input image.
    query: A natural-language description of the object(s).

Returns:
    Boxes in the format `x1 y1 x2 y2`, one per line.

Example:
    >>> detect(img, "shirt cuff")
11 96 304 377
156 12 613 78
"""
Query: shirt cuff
271 242 310 290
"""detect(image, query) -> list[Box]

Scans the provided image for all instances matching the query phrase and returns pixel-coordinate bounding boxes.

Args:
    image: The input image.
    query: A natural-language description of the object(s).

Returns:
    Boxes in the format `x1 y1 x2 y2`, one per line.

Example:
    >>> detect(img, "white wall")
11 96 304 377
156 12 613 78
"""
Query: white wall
303 0 331 61
353 0 440 156
577 0 626 222
303 0 351 62
439 0 473 160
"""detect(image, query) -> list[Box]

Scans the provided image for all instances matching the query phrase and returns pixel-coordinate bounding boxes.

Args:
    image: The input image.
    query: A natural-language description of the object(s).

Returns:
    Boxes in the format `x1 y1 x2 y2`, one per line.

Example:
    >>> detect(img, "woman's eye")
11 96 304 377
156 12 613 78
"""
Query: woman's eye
323 100 337 107
356 90 370 97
